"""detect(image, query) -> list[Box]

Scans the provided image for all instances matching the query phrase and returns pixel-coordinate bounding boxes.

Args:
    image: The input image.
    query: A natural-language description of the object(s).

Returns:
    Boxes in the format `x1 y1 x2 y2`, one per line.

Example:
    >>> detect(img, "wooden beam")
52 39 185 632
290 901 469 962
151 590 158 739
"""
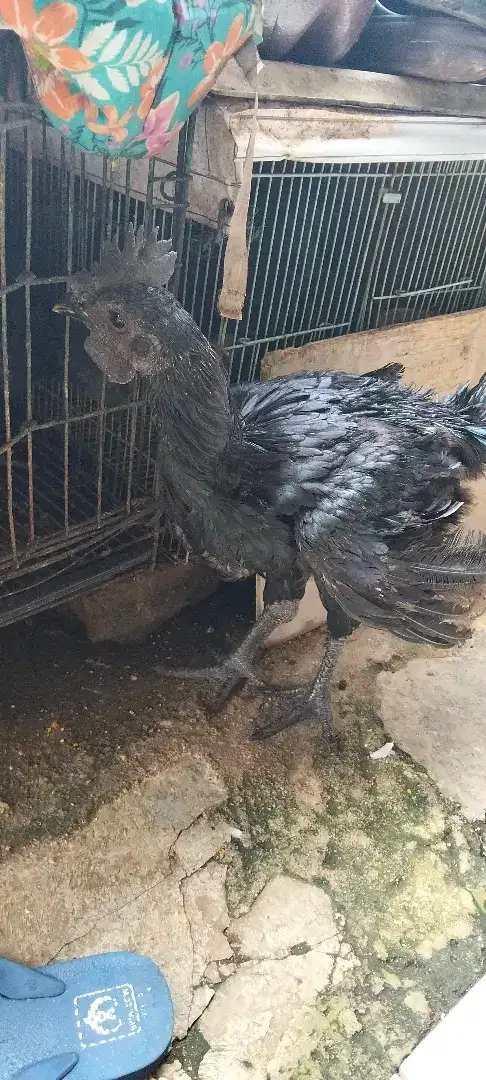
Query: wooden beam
212 60 486 119
261 308 486 395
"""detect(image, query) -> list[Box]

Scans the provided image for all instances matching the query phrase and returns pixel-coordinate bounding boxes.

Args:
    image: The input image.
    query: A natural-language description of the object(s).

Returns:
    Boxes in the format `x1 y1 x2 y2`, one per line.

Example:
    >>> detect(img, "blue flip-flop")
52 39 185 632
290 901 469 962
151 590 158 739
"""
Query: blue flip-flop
0 952 173 1080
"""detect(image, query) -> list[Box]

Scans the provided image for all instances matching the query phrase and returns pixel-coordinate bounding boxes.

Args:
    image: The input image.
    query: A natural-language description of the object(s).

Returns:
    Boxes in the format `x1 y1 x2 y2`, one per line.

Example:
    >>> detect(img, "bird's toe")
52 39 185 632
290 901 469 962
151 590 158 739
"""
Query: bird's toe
156 659 256 713
251 686 337 742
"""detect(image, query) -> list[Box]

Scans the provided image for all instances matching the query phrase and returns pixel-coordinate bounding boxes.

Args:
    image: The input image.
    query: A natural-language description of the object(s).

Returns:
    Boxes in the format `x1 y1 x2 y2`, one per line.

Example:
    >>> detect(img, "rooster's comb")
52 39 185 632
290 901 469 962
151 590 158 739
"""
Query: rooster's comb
69 223 176 294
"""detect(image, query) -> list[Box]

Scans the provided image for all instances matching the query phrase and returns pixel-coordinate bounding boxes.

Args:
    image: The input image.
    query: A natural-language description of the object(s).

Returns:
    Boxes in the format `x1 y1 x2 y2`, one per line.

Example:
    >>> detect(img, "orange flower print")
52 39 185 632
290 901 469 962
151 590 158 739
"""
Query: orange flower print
137 56 169 122
0 0 94 72
187 13 250 108
0 0 94 120
85 103 134 145
36 67 87 120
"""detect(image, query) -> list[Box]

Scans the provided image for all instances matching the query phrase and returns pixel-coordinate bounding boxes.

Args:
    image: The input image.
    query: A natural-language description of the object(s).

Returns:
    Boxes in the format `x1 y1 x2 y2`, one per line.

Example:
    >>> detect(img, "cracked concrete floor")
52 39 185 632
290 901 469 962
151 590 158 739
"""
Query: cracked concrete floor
1 581 486 1080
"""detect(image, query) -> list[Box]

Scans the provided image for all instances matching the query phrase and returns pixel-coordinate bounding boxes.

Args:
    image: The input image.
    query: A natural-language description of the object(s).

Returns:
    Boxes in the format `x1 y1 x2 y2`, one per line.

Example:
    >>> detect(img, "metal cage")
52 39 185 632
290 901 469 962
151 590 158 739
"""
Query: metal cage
2 90 486 626
224 157 486 383
0 105 203 626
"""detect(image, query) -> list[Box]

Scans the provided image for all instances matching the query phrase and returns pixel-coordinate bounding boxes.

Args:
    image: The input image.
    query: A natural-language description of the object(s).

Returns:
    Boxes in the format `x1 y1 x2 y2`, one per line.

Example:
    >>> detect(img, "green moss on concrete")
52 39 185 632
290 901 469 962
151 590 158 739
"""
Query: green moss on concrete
221 693 486 1080
223 774 321 916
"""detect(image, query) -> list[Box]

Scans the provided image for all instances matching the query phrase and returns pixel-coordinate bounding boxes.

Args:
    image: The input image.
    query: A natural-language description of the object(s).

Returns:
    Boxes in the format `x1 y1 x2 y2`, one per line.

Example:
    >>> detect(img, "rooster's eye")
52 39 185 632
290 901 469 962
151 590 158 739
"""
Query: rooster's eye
110 310 126 330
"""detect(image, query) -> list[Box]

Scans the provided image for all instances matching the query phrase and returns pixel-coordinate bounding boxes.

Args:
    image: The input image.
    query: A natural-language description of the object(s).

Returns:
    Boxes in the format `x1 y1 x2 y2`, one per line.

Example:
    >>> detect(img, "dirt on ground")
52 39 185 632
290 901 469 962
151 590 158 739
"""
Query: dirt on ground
0 580 254 852
0 578 357 856
1 582 486 1080
0 578 481 857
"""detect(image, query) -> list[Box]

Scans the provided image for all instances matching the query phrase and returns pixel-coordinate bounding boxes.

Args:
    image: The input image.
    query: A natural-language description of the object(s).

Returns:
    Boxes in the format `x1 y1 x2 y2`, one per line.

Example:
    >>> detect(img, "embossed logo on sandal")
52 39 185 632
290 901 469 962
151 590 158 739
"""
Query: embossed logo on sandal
74 984 141 1048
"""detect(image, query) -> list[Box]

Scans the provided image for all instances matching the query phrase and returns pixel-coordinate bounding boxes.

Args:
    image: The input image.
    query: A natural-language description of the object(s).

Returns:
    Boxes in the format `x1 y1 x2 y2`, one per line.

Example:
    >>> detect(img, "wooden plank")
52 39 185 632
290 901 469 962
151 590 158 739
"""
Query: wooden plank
262 308 486 394
212 60 486 119
224 106 486 165
213 58 254 98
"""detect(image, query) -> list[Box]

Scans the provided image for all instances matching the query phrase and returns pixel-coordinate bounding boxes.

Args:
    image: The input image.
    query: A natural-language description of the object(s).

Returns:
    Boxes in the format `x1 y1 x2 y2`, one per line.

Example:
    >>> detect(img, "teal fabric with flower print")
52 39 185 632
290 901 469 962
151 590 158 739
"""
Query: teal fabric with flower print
0 0 256 156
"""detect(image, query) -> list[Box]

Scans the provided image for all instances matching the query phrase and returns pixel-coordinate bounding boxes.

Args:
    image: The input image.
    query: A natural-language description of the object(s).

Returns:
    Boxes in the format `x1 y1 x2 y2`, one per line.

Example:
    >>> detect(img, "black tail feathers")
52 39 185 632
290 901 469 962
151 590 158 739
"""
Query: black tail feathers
409 529 486 586
367 362 405 383
446 373 486 448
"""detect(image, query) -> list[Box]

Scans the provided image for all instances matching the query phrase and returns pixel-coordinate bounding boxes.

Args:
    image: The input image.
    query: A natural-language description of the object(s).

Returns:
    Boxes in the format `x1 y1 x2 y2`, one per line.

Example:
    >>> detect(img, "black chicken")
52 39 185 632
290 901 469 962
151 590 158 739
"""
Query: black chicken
54 228 486 740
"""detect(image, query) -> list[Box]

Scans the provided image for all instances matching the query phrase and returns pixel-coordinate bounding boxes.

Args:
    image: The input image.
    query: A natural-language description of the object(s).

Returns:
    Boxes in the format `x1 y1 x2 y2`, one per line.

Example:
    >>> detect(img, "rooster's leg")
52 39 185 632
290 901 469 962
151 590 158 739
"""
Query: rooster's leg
251 631 344 741
251 594 357 741
156 598 301 713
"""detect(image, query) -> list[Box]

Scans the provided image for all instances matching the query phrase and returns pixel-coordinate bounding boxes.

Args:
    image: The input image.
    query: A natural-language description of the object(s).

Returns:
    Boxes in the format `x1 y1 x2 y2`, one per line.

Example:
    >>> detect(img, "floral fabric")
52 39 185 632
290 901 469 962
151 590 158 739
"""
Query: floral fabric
0 0 256 155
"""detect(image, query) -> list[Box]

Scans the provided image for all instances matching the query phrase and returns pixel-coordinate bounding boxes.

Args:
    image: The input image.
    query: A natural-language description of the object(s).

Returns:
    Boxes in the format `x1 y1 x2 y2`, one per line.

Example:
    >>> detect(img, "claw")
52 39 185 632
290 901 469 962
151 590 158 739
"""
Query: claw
155 661 262 685
251 686 336 742
155 664 222 682
155 660 263 714
254 681 308 697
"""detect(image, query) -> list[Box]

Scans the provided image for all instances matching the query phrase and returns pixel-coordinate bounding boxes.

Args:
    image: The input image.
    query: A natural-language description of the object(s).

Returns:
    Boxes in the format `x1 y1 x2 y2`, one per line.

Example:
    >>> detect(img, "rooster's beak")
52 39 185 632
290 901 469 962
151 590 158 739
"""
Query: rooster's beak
53 297 89 326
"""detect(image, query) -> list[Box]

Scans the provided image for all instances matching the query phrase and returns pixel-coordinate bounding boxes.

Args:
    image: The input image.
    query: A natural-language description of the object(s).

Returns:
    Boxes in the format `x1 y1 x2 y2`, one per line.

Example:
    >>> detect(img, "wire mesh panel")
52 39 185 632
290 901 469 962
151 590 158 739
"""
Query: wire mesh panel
219 158 486 383
0 105 190 626
357 159 486 331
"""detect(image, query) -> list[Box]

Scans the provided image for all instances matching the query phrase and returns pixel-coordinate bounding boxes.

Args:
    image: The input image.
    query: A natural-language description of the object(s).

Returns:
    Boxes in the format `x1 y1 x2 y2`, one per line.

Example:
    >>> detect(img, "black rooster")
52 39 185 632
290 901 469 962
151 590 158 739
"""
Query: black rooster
55 228 486 740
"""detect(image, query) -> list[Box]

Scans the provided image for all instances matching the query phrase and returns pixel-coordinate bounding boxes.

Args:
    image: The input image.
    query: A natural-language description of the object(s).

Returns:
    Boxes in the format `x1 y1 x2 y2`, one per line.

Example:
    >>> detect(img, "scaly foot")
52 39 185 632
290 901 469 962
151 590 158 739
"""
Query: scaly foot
156 658 263 713
251 684 336 741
